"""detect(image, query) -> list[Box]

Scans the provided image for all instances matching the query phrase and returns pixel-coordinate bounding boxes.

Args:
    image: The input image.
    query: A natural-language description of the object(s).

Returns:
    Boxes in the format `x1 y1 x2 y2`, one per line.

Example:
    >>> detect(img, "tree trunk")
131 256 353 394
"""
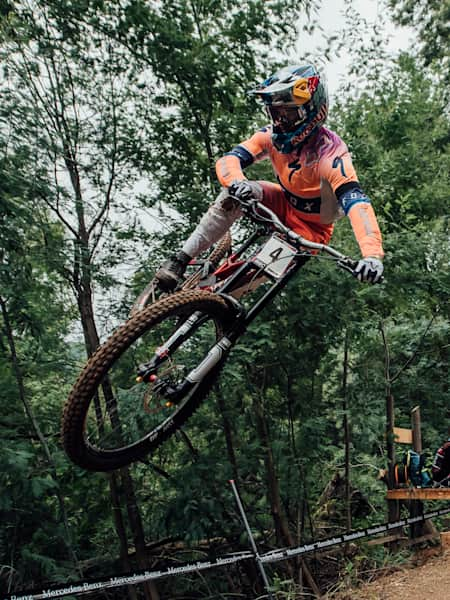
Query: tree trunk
251 372 322 598
109 474 139 600
252 390 292 548
75 269 157 600
342 329 352 533
216 389 239 482
0 294 81 573
121 468 160 600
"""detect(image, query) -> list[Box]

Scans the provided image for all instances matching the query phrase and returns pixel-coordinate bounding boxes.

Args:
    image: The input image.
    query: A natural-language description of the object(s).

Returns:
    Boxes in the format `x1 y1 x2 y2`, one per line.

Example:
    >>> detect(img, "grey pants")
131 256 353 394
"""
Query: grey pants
181 189 243 258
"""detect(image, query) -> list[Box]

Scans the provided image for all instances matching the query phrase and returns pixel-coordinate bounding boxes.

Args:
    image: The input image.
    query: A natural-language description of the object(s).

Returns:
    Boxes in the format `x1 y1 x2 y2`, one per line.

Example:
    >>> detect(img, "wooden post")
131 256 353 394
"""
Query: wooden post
386 394 396 488
409 406 423 538
386 394 400 526
411 406 422 453
410 406 439 540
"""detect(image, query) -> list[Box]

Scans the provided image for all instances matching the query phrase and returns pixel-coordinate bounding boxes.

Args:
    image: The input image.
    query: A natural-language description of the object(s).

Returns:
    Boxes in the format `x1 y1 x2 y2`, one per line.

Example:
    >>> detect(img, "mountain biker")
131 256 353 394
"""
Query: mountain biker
156 64 385 291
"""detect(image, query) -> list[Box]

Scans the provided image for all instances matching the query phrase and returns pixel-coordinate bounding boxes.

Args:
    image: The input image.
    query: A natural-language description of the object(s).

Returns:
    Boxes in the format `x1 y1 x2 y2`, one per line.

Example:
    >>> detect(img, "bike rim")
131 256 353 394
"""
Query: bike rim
82 309 224 455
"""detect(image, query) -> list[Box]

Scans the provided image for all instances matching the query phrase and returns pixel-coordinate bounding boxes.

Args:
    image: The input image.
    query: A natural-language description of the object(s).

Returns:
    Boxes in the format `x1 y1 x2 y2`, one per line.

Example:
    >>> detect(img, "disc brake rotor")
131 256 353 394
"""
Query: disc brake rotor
142 363 184 414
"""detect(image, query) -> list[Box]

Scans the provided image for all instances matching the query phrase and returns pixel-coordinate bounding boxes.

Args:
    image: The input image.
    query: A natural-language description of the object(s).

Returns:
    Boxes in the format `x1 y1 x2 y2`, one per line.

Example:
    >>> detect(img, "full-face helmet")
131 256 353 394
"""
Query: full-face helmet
250 64 328 153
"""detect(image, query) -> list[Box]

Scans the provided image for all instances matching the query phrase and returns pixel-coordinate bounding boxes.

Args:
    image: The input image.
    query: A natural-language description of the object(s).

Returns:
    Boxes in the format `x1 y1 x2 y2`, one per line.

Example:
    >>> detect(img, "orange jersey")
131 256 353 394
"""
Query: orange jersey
216 126 384 258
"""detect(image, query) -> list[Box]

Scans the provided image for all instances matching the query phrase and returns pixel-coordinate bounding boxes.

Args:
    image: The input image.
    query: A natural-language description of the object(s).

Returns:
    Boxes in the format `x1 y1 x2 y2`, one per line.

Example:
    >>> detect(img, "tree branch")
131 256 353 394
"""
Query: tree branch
390 313 436 384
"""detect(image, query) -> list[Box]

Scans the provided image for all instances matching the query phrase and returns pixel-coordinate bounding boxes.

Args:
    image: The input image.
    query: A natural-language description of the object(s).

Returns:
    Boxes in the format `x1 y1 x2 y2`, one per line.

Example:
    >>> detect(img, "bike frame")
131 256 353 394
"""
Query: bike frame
137 197 357 399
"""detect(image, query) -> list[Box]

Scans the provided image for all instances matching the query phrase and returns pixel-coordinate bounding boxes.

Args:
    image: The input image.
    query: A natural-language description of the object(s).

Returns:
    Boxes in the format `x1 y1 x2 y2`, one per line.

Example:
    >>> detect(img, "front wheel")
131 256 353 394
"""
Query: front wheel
62 290 232 471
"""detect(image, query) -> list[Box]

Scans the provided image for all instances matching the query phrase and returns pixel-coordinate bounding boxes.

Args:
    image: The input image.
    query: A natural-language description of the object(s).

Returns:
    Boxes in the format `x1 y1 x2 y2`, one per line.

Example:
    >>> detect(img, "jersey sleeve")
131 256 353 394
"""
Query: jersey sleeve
215 127 271 187
319 143 359 192
347 202 385 258
320 147 384 259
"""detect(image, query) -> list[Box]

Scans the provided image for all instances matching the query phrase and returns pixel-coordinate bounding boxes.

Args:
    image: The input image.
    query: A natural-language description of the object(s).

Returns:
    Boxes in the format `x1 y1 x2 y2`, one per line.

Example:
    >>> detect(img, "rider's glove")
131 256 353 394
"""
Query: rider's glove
228 180 263 203
353 257 384 284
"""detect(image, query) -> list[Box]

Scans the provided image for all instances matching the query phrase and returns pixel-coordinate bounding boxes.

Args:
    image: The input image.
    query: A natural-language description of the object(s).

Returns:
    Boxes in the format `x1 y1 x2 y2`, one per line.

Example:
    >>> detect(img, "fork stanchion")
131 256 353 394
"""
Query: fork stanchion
229 479 275 600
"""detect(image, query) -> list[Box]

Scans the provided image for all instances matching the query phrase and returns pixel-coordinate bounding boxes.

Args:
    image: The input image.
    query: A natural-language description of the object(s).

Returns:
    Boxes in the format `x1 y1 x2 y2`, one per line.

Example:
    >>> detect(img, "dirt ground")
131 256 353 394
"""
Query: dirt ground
333 546 450 600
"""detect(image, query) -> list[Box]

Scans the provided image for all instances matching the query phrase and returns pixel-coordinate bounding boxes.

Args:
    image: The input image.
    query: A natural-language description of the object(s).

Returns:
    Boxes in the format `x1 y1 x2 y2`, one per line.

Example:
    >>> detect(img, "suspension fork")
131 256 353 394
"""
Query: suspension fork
136 306 237 402
136 311 208 381
135 260 254 382
138 252 307 401
150 254 308 402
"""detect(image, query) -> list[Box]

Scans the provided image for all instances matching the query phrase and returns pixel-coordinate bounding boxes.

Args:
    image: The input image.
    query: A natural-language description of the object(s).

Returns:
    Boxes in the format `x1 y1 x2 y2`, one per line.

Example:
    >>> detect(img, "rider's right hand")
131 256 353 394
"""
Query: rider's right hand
228 179 263 203
353 257 384 284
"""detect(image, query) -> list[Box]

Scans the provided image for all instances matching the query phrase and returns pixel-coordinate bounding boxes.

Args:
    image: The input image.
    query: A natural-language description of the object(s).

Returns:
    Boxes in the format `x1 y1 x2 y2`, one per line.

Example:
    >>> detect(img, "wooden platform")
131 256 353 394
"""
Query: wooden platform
387 488 450 500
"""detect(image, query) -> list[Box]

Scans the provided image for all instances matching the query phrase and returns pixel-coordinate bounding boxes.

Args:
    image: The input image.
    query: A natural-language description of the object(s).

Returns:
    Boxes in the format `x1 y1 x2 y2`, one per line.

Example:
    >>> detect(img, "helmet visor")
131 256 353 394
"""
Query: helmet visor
267 104 307 133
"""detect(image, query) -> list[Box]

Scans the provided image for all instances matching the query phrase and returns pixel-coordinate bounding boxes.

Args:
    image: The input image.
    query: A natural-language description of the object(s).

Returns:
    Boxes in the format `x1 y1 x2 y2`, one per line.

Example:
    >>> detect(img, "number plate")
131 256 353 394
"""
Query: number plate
254 235 297 278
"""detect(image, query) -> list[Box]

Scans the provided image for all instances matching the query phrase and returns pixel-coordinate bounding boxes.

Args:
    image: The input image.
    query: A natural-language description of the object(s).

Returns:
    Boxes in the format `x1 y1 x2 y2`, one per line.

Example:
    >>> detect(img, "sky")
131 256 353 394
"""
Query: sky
295 0 414 103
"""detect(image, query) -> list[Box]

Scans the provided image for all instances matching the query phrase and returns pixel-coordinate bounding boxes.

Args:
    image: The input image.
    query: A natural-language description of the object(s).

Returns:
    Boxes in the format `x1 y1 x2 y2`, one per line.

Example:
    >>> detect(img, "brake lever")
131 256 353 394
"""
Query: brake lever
337 258 358 274
240 197 259 213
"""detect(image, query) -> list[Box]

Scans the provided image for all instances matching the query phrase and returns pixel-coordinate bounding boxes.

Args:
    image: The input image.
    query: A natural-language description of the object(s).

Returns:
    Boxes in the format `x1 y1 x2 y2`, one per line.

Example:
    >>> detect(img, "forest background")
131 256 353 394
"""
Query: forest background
0 0 449 598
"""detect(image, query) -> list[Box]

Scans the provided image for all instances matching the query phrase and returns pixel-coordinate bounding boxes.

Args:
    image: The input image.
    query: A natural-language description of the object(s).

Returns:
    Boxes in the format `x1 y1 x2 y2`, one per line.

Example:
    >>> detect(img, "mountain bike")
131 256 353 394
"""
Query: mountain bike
62 195 362 471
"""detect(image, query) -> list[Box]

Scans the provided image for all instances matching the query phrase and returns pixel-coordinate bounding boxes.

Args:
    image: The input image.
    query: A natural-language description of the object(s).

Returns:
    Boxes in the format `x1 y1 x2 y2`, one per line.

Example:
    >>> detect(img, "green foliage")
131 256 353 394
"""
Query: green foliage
78 0 317 248
0 0 449 597
333 54 449 232
388 0 450 78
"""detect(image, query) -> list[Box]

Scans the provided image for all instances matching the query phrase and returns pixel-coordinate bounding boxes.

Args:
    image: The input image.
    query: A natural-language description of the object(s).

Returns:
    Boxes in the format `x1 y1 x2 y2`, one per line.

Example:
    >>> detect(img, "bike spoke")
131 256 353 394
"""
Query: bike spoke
82 311 222 452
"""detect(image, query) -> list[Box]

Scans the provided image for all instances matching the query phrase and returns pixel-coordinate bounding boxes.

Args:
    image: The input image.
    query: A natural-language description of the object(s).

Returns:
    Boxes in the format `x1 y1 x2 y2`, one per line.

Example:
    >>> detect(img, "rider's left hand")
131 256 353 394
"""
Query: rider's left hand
353 257 384 284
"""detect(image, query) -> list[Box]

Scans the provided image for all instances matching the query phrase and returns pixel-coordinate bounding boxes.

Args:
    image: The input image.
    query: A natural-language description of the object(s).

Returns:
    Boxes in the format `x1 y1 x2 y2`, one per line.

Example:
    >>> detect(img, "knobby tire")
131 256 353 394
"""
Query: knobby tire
62 290 232 471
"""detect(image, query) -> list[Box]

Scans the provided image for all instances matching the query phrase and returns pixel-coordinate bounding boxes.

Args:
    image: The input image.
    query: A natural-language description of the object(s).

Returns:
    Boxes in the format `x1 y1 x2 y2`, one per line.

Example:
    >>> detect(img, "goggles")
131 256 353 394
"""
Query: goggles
266 104 308 133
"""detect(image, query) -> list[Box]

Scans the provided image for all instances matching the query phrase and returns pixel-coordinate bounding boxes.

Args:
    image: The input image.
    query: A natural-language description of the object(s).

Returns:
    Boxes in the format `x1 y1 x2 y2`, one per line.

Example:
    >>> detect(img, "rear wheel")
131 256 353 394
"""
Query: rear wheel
62 290 232 471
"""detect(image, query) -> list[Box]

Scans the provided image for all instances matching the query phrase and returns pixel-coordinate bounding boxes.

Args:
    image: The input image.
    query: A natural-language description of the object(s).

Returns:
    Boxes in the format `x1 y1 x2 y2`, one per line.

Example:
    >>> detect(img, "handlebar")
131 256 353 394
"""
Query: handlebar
230 194 359 273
